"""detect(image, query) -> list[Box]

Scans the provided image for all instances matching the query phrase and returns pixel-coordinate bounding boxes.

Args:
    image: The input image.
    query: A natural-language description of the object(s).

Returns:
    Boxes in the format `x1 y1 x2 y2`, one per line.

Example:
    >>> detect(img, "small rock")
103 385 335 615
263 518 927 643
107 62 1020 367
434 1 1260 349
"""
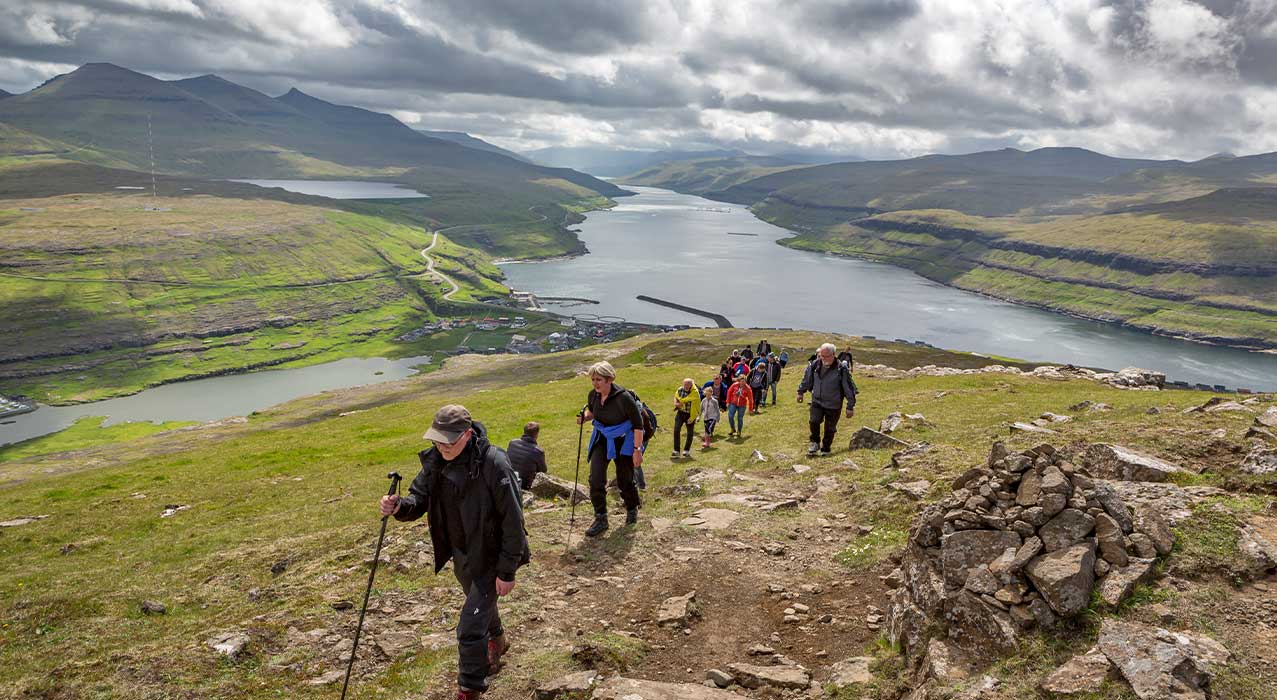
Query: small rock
1098 558 1157 607
705 669 733 688
1026 542 1097 617
889 480 932 500
1098 619 1230 700
306 670 345 686
1040 646 1114 696
206 632 250 660
1084 444 1187 482
751 449 769 463
536 670 601 699
747 643 775 655
727 662 811 690
849 427 910 450
792 464 811 474
657 591 697 626
828 656 873 688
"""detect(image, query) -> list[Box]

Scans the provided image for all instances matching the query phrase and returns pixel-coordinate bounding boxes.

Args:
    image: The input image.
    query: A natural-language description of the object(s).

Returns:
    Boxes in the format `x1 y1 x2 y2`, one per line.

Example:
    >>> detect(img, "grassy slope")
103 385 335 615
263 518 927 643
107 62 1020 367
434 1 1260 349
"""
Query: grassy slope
0 329 1271 699
620 156 803 196
0 191 509 404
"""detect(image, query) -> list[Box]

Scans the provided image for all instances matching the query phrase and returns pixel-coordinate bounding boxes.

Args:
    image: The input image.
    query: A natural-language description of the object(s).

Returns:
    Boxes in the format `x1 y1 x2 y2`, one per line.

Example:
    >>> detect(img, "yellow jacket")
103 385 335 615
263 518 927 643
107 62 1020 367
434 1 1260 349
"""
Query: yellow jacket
673 386 700 421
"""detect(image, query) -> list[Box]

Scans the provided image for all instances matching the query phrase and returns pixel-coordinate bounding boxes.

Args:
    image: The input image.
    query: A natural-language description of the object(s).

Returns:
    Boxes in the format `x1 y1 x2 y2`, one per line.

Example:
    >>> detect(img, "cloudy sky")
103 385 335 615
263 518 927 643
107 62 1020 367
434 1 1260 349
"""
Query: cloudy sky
2 0 1276 160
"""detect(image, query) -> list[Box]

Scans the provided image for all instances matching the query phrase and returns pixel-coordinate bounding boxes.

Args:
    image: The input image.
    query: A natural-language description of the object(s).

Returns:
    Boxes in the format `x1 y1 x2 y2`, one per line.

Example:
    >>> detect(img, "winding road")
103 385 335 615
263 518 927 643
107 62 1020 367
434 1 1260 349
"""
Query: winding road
420 229 460 301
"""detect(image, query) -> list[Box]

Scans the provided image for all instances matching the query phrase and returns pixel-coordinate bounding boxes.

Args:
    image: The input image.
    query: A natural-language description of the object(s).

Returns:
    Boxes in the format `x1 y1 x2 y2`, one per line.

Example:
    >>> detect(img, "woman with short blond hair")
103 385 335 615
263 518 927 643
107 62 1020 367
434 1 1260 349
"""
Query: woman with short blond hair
577 360 644 536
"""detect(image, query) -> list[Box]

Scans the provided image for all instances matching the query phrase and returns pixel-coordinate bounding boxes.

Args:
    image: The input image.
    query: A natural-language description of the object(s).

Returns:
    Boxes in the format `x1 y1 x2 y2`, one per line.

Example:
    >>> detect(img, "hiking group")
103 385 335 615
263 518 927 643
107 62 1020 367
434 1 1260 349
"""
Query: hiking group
373 339 858 699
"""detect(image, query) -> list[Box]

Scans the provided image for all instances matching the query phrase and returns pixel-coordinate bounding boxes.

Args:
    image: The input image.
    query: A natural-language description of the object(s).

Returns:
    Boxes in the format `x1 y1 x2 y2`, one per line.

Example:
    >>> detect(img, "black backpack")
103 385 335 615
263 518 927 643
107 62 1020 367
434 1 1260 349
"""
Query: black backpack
837 350 855 372
625 389 659 444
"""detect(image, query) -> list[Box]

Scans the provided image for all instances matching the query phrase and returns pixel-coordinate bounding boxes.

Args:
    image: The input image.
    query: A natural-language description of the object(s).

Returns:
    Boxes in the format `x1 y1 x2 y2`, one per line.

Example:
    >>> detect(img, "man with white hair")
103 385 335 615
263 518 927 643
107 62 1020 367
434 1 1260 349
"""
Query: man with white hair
797 343 858 456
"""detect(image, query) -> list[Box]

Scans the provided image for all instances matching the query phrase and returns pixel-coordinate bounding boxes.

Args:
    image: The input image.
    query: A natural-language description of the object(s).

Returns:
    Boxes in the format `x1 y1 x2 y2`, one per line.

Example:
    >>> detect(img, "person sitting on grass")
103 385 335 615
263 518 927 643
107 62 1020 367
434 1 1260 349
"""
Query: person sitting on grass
725 373 754 438
700 385 721 448
671 377 700 459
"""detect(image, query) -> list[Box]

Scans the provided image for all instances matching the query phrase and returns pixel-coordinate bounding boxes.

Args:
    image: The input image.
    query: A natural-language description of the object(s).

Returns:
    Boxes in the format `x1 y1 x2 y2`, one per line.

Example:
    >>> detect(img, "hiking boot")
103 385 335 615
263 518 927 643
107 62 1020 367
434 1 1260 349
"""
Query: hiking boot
807 442 819 456
584 513 609 537
671 450 680 459
681 450 691 458
625 508 639 525
487 633 510 673
820 448 832 456
457 688 483 700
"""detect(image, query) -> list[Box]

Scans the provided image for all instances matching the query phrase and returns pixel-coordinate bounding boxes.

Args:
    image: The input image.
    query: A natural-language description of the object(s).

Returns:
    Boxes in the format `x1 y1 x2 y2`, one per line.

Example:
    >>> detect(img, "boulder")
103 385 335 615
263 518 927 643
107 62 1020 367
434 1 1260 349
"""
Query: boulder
1040 646 1115 696
850 427 910 450
1084 444 1186 482
1094 513 1130 567
1025 542 1096 617
530 473 587 504
1039 509 1095 552
1097 619 1229 700
593 677 745 699
1237 517 1277 577
1105 367 1165 390
1240 446 1277 475
536 670 600 700
942 530 1022 589
921 639 968 684
1016 469 1042 506
828 656 874 688
1097 557 1157 606
657 591 697 627
206 632 250 660
890 480 932 500
727 662 811 689
1255 406 1277 429
945 590 1020 654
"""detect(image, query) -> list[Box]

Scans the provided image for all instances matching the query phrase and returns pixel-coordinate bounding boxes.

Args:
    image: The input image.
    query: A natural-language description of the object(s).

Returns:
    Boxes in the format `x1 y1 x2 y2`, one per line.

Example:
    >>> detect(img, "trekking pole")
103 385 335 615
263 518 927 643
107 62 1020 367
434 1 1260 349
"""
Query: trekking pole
565 406 586 553
341 471 402 700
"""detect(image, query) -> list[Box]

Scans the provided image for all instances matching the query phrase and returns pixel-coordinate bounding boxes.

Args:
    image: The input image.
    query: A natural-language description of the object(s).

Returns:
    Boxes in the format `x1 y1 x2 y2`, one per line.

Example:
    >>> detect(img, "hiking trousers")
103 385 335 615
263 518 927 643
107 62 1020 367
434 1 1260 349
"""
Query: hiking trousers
673 411 695 452
809 404 841 451
768 381 778 405
727 404 746 434
452 551 503 692
751 387 763 410
588 439 641 514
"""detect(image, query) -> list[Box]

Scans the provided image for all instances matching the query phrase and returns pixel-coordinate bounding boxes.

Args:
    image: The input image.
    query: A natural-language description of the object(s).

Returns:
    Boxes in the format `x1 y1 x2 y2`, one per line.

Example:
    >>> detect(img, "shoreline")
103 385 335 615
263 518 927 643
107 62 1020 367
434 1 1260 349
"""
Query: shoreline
771 236 1277 356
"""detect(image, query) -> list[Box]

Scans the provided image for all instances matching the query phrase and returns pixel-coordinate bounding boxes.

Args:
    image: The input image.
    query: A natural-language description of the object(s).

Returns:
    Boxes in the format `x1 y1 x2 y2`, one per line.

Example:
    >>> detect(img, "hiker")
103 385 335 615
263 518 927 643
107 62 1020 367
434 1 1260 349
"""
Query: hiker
633 395 657 490
505 421 547 491
379 404 530 700
672 377 700 458
700 385 720 448
797 343 859 456
726 373 754 437
742 347 754 363
766 353 783 406
576 361 644 536
757 339 772 357
779 349 790 368
732 355 750 377
702 374 728 410
747 360 768 414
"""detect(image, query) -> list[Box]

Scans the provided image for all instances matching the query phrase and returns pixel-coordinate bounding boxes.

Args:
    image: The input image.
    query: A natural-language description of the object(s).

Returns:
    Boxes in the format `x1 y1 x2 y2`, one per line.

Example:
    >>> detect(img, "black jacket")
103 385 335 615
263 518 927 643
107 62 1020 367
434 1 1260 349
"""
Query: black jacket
505 435 547 490
798 359 859 410
394 421 531 581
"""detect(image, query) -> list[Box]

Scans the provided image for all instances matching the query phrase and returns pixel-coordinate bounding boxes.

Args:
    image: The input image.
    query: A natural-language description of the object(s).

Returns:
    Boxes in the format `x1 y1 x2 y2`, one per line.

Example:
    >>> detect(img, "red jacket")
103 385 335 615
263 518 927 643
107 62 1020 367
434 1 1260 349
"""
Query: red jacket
726 382 754 410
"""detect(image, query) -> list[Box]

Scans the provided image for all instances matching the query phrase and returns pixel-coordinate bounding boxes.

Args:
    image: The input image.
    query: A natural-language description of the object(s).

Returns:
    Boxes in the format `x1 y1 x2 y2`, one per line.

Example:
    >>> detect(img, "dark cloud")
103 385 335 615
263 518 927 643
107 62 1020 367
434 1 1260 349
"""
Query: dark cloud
0 0 1271 159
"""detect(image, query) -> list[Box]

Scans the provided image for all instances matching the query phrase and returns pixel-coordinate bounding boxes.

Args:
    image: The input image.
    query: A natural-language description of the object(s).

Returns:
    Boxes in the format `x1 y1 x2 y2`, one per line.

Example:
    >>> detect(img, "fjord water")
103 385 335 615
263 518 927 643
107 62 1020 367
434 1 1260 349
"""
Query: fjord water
229 179 429 198
1 355 432 446
503 186 1277 391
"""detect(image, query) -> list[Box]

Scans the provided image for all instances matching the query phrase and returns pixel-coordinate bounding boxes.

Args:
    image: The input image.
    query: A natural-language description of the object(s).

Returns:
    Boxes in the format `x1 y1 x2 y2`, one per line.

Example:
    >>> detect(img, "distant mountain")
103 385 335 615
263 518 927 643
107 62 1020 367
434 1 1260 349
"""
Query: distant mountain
712 147 1188 216
0 89 11 99
623 155 805 195
417 130 528 162
524 146 746 177
0 63 624 199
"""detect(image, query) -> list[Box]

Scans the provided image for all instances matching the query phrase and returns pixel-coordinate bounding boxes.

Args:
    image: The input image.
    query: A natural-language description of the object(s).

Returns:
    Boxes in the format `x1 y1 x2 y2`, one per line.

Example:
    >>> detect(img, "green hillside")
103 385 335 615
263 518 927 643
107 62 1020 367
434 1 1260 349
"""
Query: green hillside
0 329 1272 699
773 188 1277 347
0 192 509 404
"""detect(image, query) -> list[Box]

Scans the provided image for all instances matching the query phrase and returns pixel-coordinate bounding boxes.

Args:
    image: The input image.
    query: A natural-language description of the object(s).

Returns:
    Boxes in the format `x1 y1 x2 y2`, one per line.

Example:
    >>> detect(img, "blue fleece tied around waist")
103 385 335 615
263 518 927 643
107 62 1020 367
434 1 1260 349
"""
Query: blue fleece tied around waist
589 419 635 459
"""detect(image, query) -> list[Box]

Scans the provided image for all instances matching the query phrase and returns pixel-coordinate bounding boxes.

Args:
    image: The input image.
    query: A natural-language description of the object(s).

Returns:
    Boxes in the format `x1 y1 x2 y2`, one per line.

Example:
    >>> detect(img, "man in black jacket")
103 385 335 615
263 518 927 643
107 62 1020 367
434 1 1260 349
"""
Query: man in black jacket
379 405 530 700
506 421 547 490
797 343 858 456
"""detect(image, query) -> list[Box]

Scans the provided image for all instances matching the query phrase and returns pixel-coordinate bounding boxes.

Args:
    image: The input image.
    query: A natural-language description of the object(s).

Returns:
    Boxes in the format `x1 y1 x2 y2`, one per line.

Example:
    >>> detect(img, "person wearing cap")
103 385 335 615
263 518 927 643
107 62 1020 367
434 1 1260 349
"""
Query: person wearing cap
505 421 547 491
576 361 644 536
378 404 530 700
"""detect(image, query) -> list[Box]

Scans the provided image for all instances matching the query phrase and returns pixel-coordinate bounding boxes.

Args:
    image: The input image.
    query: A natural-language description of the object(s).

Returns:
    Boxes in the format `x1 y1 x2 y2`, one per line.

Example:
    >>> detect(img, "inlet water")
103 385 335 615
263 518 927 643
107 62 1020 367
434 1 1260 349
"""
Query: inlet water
503 186 1277 391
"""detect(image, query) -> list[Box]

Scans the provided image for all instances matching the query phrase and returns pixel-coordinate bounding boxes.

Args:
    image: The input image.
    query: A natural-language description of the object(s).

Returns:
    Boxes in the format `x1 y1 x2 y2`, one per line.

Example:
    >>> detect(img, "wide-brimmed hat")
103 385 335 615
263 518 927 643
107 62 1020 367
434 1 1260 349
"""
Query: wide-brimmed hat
422 404 472 443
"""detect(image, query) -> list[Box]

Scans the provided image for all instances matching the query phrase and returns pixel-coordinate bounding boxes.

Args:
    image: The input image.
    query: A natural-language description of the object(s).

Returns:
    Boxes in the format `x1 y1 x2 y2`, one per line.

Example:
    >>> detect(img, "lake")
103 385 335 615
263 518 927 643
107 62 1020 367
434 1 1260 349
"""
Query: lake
503 186 1277 391
1 355 432 447
229 179 429 199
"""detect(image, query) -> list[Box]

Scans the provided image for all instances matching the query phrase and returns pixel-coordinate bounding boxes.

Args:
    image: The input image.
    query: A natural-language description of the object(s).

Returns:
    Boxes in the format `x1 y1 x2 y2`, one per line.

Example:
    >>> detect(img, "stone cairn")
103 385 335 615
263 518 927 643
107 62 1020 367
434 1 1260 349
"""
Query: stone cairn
886 442 1174 659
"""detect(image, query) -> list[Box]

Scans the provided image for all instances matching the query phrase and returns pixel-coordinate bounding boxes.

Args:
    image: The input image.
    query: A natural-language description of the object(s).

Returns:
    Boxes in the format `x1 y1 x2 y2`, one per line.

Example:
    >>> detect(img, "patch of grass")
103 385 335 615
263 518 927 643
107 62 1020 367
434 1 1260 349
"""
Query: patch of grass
1171 503 1249 580
0 415 196 461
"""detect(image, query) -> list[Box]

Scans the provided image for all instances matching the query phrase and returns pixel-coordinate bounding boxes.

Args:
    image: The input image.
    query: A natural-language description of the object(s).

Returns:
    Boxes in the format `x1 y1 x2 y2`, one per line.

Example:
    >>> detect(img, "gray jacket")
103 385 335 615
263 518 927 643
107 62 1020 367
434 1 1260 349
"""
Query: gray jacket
797 359 858 411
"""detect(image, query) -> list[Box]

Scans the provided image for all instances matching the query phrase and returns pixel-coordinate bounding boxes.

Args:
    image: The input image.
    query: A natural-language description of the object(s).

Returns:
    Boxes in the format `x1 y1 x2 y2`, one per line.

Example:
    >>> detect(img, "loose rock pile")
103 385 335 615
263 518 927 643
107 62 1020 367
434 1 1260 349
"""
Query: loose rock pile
886 442 1176 659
